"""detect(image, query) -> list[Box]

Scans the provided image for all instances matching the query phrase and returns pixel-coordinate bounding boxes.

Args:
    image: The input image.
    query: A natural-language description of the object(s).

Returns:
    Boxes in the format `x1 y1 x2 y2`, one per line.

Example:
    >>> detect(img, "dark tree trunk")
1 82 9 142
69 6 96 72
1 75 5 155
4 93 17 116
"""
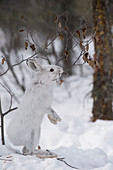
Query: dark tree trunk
92 0 113 121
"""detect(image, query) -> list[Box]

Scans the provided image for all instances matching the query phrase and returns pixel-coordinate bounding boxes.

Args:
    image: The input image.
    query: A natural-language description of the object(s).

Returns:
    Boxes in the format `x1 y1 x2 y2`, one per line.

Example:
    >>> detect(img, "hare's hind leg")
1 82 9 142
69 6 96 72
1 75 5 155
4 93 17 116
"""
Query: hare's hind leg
22 129 35 155
22 146 30 155
34 149 58 159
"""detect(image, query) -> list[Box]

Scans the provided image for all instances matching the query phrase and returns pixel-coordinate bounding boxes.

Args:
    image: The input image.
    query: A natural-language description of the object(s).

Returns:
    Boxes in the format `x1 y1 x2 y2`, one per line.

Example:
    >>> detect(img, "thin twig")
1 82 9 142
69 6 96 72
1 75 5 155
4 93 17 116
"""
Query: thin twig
25 32 52 65
0 53 37 76
46 36 58 48
0 82 14 110
0 82 12 96
64 50 84 72
0 158 12 161
57 157 78 169
3 107 18 117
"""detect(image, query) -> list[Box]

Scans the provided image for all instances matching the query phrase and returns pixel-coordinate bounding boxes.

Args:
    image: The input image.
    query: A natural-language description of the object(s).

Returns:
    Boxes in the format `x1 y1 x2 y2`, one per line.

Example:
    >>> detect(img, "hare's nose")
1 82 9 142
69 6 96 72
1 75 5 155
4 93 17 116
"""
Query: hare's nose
59 71 63 77
60 68 63 74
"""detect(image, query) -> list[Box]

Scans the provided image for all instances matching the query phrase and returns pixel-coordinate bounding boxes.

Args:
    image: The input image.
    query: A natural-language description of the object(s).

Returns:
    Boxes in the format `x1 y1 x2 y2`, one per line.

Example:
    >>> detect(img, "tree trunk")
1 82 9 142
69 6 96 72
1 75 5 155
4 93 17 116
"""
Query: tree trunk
92 0 113 121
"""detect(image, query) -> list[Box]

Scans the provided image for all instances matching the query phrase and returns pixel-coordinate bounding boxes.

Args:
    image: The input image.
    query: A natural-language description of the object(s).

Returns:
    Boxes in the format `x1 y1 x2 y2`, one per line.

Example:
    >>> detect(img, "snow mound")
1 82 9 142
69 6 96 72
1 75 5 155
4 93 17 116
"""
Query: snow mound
0 145 109 170
0 145 17 155
55 146 109 170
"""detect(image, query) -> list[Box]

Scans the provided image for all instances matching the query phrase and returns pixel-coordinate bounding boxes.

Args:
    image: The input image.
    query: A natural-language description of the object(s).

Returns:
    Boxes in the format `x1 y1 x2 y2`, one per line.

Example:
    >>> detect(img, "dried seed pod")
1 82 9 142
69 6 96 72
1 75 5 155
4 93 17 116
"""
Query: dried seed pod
81 28 87 39
25 41 28 50
76 30 81 39
19 29 24 32
2 57 5 64
30 44 35 51
59 34 64 41
54 16 58 23
59 79 64 85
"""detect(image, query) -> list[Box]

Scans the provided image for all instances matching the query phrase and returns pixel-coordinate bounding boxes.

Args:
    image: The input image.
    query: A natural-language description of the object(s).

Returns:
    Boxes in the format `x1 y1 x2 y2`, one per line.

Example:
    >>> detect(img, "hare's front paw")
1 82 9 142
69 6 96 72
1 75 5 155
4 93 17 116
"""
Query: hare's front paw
48 111 61 125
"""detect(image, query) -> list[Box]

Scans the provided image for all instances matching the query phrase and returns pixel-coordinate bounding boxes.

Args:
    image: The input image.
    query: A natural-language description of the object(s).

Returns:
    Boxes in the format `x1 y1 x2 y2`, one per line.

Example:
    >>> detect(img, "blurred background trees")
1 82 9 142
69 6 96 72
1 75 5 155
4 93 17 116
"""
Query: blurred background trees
0 0 112 120
0 0 92 101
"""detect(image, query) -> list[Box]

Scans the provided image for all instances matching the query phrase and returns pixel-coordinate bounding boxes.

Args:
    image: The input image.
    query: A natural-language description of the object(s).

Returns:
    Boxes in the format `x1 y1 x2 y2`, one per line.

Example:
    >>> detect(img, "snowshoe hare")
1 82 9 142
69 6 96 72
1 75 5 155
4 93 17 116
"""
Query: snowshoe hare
7 59 63 156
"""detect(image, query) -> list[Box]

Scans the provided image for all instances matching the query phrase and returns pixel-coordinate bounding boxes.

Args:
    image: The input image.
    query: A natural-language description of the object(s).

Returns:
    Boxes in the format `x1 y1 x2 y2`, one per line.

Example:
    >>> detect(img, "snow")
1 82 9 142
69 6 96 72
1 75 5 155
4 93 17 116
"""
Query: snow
1 69 113 170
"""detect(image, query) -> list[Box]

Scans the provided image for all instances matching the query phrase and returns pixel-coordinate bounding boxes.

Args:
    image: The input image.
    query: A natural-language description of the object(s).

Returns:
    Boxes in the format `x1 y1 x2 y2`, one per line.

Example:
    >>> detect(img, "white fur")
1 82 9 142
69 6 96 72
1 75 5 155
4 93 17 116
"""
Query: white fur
7 59 63 154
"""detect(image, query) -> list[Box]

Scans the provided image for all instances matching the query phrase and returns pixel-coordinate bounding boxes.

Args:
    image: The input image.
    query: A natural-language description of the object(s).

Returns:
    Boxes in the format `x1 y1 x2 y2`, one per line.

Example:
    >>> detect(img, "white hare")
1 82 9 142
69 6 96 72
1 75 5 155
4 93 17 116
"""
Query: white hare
7 59 63 157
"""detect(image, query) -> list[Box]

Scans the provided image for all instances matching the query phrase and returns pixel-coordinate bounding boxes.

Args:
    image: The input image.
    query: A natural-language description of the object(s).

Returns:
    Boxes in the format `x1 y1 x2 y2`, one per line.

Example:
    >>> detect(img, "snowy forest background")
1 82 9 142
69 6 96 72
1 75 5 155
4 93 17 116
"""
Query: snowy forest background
0 0 113 170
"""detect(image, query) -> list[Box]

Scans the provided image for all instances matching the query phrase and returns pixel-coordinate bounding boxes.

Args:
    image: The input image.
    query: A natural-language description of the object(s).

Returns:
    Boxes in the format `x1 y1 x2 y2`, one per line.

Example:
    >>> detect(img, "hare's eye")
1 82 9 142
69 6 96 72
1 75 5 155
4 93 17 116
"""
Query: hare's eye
50 68 54 72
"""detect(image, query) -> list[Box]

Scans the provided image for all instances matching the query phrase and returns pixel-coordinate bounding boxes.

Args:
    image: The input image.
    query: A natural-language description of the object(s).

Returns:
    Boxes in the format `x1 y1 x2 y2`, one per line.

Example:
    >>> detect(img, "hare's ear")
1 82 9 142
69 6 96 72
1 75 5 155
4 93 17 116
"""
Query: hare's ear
26 59 43 71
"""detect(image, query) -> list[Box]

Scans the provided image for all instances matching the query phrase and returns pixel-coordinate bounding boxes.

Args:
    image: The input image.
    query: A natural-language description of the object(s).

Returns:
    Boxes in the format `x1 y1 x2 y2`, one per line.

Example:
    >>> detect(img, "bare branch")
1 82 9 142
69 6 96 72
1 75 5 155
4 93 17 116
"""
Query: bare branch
0 98 5 145
0 86 17 145
3 107 17 117
0 98 2 115
1 77 19 104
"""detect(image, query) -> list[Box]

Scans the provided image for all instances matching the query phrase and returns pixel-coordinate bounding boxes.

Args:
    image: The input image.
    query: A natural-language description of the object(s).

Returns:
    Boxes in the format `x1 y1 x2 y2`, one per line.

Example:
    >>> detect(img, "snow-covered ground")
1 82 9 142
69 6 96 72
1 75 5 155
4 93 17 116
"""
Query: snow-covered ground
1 71 113 170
